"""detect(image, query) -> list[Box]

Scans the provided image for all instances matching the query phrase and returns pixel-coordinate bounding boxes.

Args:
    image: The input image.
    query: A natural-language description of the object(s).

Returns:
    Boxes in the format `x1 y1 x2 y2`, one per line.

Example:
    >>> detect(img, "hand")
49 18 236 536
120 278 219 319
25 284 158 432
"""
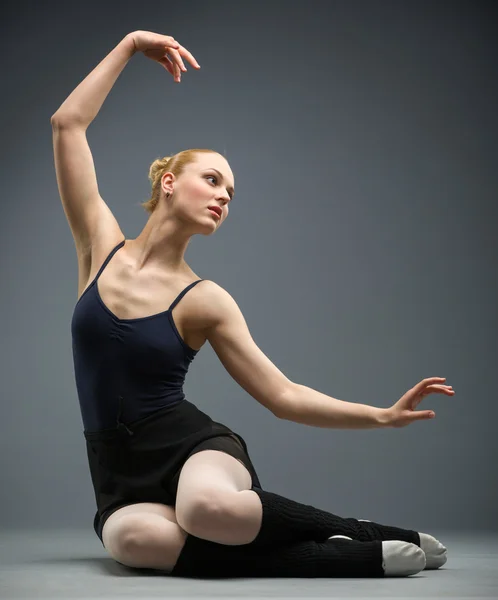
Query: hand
129 30 201 83
386 377 455 428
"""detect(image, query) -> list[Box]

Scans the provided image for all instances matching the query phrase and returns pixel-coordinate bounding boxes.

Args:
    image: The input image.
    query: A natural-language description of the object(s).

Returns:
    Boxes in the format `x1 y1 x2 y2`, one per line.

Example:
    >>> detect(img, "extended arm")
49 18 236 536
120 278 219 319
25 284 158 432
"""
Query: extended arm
202 282 391 430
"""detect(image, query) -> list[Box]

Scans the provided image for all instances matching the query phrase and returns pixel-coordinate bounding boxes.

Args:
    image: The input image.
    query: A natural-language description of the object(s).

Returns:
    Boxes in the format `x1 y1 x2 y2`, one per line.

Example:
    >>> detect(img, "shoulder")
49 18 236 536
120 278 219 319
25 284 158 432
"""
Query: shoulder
187 280 241 331
195 279 234 304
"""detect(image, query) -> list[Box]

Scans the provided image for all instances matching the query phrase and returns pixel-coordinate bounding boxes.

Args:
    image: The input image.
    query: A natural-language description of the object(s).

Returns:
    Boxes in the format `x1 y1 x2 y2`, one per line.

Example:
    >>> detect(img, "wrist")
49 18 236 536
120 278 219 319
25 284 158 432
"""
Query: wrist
378 408 393 428
122 33 138 55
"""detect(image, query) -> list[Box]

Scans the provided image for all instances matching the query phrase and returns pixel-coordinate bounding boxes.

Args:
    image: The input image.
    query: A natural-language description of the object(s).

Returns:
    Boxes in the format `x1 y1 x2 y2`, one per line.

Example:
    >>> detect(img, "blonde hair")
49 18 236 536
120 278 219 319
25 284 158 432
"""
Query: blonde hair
140 148 221 215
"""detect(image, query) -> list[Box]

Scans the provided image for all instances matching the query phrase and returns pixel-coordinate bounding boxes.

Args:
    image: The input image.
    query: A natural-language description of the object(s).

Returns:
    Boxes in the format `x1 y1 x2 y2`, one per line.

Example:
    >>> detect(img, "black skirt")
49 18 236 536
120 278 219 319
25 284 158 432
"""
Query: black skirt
83 398 263 544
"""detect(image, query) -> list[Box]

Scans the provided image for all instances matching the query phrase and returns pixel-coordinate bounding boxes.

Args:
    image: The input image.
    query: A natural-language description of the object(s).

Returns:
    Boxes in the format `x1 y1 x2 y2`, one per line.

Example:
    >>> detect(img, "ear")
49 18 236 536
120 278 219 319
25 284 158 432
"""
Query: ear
161 171 176 196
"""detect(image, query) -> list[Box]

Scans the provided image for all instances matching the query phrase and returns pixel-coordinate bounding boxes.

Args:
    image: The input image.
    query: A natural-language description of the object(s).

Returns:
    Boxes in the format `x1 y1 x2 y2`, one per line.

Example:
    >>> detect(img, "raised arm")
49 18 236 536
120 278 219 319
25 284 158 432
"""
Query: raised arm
50 35 138 258
50 31 198 270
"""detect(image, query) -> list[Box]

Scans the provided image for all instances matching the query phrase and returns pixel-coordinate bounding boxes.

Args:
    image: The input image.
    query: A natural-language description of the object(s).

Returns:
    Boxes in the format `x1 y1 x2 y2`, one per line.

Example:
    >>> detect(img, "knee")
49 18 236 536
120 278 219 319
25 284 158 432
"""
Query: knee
103 516 150 566
176 491 236 536
116 532 143 565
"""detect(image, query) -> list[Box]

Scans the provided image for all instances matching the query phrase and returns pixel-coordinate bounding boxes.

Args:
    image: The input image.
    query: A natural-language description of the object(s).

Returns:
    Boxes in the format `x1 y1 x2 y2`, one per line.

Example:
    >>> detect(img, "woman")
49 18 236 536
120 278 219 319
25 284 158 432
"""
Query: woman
51 30 453 579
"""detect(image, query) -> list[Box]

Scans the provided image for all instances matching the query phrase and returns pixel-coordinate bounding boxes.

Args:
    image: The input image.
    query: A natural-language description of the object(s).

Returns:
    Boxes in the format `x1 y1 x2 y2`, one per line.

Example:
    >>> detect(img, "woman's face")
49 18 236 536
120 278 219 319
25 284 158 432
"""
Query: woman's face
165 153 235 233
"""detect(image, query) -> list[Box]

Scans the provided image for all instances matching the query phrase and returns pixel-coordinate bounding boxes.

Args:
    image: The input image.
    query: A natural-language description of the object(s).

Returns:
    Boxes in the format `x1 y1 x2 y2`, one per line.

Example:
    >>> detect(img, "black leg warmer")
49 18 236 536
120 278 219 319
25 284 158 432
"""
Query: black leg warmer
250 488 420 547
171 535 384 579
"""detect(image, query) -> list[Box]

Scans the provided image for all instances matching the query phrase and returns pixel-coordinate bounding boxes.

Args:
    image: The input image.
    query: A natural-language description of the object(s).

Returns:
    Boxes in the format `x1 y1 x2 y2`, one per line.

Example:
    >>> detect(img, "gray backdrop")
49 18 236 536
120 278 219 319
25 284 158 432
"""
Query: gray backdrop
1 0 496 534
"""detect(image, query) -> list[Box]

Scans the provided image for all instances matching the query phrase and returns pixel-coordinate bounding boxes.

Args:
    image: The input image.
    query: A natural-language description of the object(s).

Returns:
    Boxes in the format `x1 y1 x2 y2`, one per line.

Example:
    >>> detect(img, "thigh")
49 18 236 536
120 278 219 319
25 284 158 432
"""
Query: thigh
168 433 259 500
175 449 253 531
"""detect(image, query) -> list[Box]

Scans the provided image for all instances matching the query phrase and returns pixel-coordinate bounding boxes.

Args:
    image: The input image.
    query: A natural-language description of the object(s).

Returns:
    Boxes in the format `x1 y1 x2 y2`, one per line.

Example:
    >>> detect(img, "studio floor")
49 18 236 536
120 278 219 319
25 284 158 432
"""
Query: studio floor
0 529 496 599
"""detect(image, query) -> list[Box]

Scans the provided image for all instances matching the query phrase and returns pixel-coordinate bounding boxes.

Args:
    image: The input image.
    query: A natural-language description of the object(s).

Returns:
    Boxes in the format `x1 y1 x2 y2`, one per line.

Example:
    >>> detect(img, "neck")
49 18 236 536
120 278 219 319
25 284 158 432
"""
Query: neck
128 210 193 273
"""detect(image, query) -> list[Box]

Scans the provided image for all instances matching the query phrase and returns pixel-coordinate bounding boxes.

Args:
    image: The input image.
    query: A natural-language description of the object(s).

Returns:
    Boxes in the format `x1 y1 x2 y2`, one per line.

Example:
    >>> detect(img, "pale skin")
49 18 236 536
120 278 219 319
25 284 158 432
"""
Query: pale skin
51 30 455 573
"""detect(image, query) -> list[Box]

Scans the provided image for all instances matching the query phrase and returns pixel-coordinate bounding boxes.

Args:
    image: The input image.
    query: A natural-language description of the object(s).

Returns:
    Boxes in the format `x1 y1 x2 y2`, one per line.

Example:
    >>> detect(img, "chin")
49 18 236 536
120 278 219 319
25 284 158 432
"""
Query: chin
196 222 219 236
201 228 219 237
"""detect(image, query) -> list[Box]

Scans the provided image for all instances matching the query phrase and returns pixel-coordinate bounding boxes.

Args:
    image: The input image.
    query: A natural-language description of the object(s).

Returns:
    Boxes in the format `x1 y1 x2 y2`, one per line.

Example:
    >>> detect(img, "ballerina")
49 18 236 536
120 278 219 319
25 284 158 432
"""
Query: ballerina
51 29 453 578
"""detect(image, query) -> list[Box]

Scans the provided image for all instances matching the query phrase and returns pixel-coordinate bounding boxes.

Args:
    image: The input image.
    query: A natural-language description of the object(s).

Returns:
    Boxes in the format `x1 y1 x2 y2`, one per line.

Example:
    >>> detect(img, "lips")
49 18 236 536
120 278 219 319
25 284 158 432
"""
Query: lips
208 206 222 218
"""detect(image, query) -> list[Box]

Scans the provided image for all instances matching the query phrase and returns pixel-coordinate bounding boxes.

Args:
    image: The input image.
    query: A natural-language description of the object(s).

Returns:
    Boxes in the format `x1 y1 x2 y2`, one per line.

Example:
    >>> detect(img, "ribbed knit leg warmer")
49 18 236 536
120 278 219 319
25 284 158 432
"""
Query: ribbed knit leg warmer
250 488 420 547
171 535 384 579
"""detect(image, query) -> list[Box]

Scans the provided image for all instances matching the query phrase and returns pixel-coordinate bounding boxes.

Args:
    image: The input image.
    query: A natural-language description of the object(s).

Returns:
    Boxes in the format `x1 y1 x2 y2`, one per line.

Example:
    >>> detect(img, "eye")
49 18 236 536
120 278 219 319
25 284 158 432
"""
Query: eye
206 174 233 201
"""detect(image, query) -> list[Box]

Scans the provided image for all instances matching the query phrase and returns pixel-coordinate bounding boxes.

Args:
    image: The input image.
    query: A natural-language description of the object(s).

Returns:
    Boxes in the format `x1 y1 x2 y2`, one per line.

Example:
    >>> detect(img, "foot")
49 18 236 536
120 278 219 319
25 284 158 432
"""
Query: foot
328 533 426 577
418 532 447 569
358 520 447 570
381 540 426 576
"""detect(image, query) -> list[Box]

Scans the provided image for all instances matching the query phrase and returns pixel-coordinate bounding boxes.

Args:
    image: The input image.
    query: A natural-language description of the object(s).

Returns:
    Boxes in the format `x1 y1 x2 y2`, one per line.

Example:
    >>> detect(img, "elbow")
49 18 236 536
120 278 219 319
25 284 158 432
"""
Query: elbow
50 112 68 126
273 383 299 420
50 112 86 129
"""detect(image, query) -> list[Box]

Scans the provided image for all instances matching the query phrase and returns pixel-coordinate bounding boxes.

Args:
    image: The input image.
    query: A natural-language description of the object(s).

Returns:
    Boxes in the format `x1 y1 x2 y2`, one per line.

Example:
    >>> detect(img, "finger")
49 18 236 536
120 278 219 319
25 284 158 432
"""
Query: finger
427 385 455 394
164 36 180 50
167 43 201 69
176 45 201 69
416 377 446 392
168 54 181 82
167 47 187 72
160 55 175 77
165 49 183 81
412 410 435 421
162 53 180 81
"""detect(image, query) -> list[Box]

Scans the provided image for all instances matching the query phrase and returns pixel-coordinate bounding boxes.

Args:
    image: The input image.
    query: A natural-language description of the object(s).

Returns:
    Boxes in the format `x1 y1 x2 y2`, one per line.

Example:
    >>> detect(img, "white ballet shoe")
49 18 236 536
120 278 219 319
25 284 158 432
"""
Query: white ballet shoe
381 540 426 576
418 532 447 569
359 520 447 570
328 533 425 576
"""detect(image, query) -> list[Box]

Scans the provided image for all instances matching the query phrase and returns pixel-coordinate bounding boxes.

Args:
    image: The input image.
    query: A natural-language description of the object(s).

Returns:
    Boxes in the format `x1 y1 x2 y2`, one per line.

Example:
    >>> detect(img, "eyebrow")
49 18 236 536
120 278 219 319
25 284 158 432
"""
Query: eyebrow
207 168 235 197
